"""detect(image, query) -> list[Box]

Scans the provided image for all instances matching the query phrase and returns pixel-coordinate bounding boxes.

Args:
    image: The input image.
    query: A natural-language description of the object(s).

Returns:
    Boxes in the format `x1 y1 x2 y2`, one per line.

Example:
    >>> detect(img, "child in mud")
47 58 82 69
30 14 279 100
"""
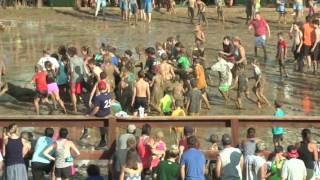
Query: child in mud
216 0 225 23
290 22 303 72
249 59 271 108
235 68 253 109
276 0 287 24
27 65 53 115
167 0 176 14
276 32 288 77
194 25 206 56
197 0 208 26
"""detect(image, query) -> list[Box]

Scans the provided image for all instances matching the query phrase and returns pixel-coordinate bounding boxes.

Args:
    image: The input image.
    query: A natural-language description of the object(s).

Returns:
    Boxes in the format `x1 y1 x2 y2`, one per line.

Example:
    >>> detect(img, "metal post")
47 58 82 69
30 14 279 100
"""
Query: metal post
231 119 239 147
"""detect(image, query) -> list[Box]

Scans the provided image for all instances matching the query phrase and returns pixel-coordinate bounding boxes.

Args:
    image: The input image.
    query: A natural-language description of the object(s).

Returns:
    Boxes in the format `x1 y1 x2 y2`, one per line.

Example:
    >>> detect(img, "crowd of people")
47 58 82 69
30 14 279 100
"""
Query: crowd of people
0 118 318 180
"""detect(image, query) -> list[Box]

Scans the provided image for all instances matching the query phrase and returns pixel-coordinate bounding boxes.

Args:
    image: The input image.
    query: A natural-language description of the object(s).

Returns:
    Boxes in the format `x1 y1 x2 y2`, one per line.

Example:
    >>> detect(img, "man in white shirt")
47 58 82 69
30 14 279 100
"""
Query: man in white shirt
281 145 307 180
37 50 59 71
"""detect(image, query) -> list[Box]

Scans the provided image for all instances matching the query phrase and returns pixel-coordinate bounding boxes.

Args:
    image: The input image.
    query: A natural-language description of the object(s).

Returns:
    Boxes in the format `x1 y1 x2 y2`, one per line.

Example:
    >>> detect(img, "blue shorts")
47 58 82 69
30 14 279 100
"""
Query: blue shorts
293 2 303 11
276 4 286 13
120 0 128 10
255 35 266 47
130 3 138 14
144 2 152 13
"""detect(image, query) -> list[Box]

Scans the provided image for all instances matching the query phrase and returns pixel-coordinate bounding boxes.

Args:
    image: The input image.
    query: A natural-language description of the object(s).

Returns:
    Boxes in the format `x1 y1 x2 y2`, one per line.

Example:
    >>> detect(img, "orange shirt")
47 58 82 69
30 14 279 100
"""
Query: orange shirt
303 23 315 46
195 64 207 89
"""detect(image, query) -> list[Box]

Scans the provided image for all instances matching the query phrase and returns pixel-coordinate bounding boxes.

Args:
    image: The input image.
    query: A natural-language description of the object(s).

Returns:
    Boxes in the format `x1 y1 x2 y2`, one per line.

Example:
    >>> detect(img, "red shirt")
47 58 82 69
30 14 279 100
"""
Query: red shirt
250 19 268 37
32 72 48 91
137 136 152 169
278 40 288 49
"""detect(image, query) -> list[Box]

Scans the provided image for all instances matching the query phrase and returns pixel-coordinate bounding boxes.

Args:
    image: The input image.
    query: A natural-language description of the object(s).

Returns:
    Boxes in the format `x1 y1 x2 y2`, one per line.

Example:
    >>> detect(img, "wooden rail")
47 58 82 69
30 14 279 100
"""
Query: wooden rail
0 115 320 160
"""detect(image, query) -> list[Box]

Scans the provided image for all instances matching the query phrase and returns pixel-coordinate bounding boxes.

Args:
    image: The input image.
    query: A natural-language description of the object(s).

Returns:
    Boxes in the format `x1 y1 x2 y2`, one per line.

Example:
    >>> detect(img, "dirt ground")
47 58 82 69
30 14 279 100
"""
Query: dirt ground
0 7 320 177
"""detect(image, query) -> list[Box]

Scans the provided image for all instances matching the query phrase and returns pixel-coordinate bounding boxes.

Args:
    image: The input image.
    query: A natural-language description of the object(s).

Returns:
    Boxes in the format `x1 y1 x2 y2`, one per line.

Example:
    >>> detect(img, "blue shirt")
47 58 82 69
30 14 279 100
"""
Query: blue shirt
31 136 53 164
111 56 119 66
180 148 206 180
272 108 285 135
56 61 68 85
93 92 112 117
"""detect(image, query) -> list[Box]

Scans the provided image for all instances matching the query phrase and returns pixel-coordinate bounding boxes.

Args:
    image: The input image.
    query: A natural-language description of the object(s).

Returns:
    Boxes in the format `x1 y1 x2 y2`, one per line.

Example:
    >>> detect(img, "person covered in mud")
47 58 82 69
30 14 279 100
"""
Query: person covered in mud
159 53 175 82
194 25 206 57
131 71 150 116
193 58 210 110
249 59 270 108
144 47 159 82
0 58 8 96
150 73 164 113
172 75 186 104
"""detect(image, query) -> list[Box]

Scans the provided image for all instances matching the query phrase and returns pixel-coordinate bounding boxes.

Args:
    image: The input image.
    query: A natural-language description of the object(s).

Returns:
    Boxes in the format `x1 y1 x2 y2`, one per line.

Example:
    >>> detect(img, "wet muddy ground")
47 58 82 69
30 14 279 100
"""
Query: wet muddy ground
0 7 320 177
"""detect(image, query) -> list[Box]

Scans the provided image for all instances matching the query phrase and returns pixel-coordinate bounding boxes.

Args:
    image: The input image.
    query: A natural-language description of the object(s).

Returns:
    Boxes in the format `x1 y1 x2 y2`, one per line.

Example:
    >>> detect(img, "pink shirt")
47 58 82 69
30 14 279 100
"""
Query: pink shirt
250 19 268 37
150 141 166 169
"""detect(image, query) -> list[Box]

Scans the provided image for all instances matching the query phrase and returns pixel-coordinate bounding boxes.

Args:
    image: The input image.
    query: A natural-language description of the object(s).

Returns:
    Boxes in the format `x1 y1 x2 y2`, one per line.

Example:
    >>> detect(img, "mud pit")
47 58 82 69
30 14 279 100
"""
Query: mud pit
0 7 320 177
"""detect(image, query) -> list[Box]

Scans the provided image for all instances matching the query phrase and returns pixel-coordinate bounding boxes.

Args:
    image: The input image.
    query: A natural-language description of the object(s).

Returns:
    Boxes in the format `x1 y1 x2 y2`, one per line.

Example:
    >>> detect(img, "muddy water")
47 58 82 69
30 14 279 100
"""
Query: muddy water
0 8 320 151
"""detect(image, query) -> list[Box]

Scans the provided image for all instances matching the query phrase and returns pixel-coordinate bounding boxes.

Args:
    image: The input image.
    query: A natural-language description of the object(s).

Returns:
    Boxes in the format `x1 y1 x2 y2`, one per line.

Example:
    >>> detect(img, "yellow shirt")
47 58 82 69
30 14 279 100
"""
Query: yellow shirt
172 108 186 116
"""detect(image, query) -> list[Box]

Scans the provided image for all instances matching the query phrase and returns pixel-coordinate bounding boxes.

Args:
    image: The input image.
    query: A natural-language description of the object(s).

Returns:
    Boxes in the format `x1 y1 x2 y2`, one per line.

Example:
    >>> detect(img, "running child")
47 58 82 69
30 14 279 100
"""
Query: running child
276 32 288 77
276 0 287 24
197 0 208 26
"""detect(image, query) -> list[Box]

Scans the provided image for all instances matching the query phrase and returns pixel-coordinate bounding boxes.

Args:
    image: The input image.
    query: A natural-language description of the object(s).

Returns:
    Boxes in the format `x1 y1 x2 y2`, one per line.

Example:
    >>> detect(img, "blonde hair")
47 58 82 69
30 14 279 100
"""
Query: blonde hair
8 123 18 135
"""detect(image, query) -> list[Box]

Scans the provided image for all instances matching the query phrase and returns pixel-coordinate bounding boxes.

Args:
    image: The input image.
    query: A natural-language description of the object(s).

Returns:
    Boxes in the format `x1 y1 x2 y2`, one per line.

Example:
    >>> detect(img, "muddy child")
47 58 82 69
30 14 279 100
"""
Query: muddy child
197 0 208 25
276 32 288 77
290 22 303 71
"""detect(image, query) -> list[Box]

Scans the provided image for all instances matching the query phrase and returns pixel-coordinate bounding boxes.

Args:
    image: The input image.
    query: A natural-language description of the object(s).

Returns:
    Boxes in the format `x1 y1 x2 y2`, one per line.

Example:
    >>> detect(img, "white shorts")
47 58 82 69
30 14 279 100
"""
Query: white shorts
255 35 266 47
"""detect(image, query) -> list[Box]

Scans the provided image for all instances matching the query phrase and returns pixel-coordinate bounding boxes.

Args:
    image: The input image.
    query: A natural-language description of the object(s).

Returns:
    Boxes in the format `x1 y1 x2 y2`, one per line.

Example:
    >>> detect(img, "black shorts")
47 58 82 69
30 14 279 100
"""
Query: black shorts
278 59 285 66
31 162 54 179
303 45 312 56
312 43 320 61
273 134 283 143
55 166 71 178
163 111 172 116
134 97 148 111
131 4 138 14
36 90 48 99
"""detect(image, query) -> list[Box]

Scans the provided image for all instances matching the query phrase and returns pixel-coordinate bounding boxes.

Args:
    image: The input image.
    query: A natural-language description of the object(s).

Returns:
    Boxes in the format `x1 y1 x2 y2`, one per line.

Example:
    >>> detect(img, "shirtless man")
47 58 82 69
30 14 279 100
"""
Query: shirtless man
194 25 206 56
131 71 150 116
290 22 303 71
159 53 175 81
0 59 8 96
150 73 164 113
172 76 185 104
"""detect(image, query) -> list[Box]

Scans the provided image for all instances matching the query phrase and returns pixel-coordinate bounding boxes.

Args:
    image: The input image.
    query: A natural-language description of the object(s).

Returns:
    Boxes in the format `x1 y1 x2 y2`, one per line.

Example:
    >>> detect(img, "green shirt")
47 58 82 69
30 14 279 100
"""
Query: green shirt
269 159 285 180
160 95 173 113
178 56 190 71
156 160 180 180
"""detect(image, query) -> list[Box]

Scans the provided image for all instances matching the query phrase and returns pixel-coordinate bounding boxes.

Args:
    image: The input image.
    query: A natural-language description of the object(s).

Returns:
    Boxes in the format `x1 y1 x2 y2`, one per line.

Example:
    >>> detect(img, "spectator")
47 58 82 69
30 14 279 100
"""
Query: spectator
241 127 260 158
216 134 243 179
281 145 307 180
110 137 139 180
20 131 33 172
272 100 285 147
87 164 104 180
297 129 318 180
119 147 143 180
179 126 194 157
31 128 55 180
150 131 167 170
3 124 29 180
180 135 206 180
43 128 80 180
117 124 137 150
268 145 286 180
244 141 268 180
137 123 152 176
155 145 180 180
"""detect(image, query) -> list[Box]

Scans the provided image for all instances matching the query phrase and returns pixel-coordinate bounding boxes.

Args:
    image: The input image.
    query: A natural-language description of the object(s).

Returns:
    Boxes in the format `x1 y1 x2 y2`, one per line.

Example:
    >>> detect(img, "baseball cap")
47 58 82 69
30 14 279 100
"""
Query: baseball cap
127 124 136 134
221 134 232 146
98 81 106 91
287 145 299 158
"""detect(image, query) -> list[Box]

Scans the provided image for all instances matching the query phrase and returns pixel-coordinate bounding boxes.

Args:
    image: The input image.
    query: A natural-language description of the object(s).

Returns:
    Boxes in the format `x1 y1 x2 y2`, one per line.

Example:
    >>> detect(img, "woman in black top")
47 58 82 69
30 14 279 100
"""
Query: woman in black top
297 128 318 180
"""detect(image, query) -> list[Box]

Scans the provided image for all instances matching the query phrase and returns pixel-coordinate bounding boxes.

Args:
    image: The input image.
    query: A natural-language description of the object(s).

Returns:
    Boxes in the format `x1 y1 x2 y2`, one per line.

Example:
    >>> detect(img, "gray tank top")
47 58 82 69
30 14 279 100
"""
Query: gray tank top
55 139 73 168
243 138 256 157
